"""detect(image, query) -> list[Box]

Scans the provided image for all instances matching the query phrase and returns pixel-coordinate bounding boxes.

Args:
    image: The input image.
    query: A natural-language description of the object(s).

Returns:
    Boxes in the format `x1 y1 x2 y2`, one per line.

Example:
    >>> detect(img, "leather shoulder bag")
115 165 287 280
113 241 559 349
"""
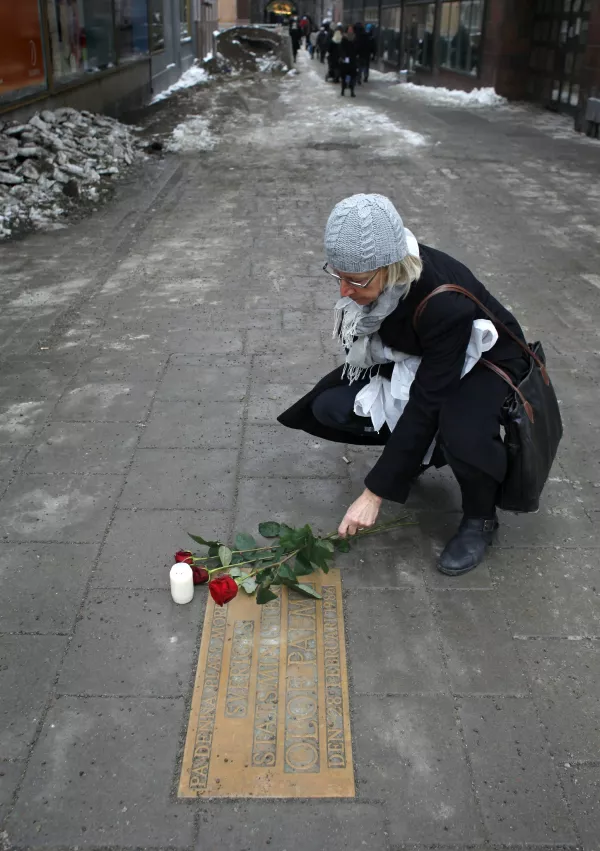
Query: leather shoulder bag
414 284 563 513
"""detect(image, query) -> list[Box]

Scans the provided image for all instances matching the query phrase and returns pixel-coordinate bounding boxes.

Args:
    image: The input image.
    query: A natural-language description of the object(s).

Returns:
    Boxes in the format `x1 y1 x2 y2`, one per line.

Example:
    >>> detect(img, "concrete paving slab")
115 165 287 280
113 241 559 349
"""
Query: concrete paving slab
5 696 195 847
339 538 426 590
0 635 66 760
0 399 55 445
493 547 600 636
345 589 446 695
247 381 314 423
235 477 351 538
520 640 600 762
22 422 139 474
0 543 96 632
0 761 22 821
58 589 203 696
241 424 349 477
431 591 527 695
0 356 81 402
251 351 336 384
195 801 390 851
459 697 575 843
93 508 230 588
247 330 325 355
52 381 156 422
156 361 250 403
352 694 483 843
0 474 123 542
119 448 237 509
140 399 244 448
563 766 600 850
75 351 167 382
0 447 28 491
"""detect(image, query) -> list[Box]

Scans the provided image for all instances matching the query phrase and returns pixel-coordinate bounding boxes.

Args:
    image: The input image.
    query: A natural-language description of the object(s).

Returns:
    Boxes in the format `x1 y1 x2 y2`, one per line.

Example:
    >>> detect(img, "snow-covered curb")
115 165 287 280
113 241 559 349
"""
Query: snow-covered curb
0 108 139 239
151 62 211 104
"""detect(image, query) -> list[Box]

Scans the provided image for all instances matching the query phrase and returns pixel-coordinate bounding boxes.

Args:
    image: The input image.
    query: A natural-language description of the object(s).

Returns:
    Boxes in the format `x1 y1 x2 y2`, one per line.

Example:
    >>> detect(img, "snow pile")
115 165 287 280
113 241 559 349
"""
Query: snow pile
369 69 402 82
256 55 288 73
395 82 506 108
151 63 210 103
166 116 217 152
0 107 139 238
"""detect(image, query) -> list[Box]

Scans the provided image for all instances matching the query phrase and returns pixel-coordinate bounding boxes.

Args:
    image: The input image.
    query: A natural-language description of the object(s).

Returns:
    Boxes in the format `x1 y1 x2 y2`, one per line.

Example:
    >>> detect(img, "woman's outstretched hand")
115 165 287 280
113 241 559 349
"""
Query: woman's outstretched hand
338 489 383 537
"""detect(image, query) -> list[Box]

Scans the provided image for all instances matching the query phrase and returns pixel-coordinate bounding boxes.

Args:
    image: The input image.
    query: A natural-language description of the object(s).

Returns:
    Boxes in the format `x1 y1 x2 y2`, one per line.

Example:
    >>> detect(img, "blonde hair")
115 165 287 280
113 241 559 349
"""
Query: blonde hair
385 254 422 293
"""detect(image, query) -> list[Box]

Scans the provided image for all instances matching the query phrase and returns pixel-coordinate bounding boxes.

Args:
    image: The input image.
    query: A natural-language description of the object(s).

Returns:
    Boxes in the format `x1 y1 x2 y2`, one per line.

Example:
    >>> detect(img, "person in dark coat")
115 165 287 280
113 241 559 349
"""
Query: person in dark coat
278 194 529 576
326 25 343 82
317 26 328 63
358 23 376 81
339 26 358 97
289 17 302 62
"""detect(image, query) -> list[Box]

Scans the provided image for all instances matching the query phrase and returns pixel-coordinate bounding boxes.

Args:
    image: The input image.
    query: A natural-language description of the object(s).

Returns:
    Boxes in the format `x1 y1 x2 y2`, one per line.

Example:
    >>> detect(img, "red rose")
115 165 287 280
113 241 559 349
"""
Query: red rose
192 564 209 585
209 575 239 606
175 550 193 565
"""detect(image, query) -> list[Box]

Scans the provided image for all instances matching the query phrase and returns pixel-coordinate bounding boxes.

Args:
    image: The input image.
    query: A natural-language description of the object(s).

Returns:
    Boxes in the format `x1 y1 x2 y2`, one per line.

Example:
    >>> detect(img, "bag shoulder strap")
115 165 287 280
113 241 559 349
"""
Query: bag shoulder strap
413 283 550 385
480 360 534 424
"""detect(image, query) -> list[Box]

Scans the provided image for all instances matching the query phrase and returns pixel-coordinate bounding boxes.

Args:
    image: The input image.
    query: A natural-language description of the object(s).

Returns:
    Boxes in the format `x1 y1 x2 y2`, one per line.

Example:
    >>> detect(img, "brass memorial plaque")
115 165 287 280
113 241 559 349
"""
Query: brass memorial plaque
178 569 355 798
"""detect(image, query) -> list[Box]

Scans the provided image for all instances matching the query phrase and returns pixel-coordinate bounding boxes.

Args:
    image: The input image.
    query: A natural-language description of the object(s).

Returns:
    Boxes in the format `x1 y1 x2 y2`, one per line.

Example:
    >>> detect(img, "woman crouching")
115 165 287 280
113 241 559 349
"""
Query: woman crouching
278 193 529 576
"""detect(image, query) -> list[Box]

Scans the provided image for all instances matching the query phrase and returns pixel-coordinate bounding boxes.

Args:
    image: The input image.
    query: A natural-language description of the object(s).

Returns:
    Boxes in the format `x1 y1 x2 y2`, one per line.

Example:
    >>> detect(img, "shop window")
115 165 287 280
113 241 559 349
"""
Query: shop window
380 6 402 66
180 0 191 39
0 0 47 103
439 0 484 75
404 2 435 69
47 0 116 82
149 0 165 51
115 0 149 60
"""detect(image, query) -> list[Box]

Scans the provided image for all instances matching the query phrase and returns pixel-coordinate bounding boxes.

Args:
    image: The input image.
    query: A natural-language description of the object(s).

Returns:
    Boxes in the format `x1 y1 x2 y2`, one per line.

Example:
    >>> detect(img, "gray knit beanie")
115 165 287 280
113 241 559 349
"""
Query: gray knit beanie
324 193 409 273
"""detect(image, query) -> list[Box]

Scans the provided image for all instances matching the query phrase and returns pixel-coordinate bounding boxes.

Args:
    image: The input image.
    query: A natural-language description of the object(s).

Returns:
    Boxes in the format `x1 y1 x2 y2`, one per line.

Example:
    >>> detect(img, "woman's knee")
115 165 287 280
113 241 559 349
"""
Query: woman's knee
311 387 353 429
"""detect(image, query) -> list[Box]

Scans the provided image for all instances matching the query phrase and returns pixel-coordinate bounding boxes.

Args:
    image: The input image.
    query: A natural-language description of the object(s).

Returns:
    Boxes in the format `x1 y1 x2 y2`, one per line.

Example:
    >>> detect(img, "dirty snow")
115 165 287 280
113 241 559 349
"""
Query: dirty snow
242 53 429 155
0 107 139 238
393 81 506 108
166 116 217 152
151 63 210 104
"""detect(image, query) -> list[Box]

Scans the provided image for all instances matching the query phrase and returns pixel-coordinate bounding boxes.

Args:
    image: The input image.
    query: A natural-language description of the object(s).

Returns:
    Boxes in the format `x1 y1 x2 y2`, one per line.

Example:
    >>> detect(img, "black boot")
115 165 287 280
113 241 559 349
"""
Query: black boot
341 86 345 96
350 88 356 97
437 516 498 576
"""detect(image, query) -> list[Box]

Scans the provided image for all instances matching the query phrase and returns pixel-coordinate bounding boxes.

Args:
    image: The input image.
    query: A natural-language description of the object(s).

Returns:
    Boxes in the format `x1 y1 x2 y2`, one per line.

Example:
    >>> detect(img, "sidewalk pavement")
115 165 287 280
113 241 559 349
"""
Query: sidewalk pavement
1 53 600 850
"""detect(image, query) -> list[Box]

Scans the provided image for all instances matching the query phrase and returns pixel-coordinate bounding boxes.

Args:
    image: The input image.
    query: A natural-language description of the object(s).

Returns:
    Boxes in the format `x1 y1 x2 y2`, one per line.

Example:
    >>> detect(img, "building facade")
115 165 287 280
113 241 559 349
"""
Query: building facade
341 0 600 130
0 0 200 119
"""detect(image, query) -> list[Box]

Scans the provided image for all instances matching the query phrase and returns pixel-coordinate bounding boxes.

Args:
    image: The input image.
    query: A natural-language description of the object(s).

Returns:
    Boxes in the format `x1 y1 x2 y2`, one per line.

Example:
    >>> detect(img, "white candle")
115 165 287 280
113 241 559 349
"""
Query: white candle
170 563 194 604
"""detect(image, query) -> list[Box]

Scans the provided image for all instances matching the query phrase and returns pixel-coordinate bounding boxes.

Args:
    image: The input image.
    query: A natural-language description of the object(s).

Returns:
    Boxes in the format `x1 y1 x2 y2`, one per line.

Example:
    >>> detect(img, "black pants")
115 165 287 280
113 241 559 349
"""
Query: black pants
310 369 509 518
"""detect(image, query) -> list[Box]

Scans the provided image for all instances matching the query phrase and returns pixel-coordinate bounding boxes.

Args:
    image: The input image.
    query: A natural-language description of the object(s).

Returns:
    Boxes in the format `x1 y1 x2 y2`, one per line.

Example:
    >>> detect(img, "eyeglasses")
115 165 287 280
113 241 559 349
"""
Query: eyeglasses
322 262 379 289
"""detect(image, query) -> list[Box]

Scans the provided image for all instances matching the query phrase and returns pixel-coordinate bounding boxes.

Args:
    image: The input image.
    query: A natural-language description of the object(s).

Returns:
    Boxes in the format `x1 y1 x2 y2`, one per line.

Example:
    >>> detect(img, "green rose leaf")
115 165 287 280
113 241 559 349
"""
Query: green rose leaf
293 583 322 600
235 532 258 551
334 537 351 553
228 566 243 578
188 532 223 548
208 544 220 558
319 539 335 553
278 564 297 583
258 521 281 538
257 586 278 605
241 575 258 594
218 545 233 567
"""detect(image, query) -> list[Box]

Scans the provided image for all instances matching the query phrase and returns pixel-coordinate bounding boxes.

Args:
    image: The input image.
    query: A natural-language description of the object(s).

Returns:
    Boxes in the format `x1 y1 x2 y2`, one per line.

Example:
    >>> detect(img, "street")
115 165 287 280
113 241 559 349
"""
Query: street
1 52 600 849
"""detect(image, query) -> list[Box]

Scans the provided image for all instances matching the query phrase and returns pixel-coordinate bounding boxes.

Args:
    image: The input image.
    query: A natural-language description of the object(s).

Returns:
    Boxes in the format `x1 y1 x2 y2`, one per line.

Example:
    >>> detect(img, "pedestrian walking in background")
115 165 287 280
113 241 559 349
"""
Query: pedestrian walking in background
309 29 318 58
356 22 376 82
289 17 302 62
279 194 540 576
340 25 358 97
317 26 328 63
326 25 343 83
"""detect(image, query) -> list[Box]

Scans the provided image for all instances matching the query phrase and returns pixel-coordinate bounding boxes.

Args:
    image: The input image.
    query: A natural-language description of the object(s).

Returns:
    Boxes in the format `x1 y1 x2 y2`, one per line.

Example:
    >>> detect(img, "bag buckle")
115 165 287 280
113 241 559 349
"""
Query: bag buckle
482 519 496 532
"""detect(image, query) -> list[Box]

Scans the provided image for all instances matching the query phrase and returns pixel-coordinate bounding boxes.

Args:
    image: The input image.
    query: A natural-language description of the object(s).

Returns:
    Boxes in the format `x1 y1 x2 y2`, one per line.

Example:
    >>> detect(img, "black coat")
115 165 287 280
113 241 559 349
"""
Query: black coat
278 244 527 502
339 36 358 72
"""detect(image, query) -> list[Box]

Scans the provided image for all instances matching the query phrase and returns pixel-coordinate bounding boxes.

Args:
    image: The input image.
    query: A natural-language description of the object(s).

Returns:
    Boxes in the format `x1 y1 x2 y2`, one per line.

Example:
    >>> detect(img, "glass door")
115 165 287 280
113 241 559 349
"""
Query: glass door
528 0 591 115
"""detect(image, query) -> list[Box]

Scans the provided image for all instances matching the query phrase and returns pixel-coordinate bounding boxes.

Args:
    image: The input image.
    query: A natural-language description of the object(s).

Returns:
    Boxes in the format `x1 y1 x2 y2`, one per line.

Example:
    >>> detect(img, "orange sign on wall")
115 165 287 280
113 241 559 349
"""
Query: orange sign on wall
0 0 46 97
